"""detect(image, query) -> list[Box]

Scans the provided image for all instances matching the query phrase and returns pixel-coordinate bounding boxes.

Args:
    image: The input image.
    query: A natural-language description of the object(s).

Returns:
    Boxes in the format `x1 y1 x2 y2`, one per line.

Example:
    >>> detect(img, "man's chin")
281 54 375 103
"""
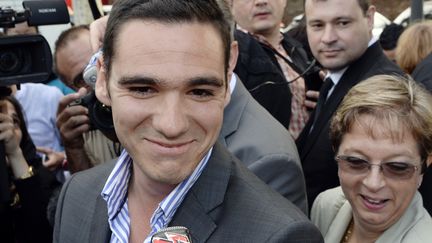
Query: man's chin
320 60 349 72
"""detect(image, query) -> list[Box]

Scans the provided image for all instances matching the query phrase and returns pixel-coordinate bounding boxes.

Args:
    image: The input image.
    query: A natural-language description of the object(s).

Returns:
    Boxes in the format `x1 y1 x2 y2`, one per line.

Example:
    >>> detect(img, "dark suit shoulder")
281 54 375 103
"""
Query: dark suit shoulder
54 160 115 242
202 145 321 242
218 158 321 241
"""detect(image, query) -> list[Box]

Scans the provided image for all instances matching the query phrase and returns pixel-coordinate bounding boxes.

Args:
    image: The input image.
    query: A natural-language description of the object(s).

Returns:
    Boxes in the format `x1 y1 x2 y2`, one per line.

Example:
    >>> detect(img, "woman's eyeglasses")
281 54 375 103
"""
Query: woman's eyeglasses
335 155 421 180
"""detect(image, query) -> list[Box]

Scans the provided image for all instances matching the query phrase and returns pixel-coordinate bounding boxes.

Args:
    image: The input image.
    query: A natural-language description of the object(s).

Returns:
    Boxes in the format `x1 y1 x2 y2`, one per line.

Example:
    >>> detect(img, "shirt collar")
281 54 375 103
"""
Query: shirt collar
101 147 213 240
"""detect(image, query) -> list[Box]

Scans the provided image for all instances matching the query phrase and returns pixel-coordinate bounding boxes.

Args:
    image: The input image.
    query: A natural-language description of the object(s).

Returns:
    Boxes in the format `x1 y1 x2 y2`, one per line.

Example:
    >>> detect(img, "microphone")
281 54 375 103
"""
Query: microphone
151 226 192 243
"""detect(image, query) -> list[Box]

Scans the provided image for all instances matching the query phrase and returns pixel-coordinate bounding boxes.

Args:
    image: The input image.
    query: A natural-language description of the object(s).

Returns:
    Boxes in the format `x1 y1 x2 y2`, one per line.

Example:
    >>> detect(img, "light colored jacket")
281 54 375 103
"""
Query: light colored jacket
311 187 432 243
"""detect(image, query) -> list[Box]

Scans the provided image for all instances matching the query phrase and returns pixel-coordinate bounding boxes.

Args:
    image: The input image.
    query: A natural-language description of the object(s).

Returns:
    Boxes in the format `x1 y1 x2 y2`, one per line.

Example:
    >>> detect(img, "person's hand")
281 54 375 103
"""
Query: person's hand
0 109 20 158
56 88 90 150
90 15 108 52
37 147 66 171
305 90 319 110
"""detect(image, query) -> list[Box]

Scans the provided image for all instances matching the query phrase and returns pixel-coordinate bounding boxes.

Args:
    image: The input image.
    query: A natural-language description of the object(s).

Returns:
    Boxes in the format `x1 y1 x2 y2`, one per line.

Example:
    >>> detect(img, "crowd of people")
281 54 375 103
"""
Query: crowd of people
1 0 432 242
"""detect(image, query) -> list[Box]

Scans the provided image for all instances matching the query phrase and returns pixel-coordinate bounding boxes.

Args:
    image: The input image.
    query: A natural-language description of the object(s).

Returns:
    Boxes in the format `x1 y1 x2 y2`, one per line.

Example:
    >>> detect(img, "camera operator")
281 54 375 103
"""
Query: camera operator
54 25 120 173
0 95 59 243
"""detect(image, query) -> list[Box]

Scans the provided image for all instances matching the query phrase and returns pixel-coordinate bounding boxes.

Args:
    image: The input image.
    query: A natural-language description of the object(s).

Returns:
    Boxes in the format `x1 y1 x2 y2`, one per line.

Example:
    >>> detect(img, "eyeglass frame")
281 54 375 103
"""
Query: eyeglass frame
335 155 425 180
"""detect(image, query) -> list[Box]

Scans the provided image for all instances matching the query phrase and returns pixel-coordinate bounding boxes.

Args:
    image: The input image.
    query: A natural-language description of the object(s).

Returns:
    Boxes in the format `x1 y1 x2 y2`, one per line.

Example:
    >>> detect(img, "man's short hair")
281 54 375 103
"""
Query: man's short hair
305 0 370 15
103 0 234 80
53 25 90 80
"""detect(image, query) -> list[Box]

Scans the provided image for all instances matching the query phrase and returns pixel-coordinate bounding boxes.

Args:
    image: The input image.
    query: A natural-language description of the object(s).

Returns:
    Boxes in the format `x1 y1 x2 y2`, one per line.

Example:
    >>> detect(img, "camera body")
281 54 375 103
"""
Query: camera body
0 34 52 85
70 92 117 142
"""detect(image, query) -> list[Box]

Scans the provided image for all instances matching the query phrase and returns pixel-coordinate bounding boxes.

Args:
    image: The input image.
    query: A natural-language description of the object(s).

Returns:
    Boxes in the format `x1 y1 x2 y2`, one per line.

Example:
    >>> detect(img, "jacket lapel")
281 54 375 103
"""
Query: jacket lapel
169 143 232 242
89 195 111 242
219 77 249 145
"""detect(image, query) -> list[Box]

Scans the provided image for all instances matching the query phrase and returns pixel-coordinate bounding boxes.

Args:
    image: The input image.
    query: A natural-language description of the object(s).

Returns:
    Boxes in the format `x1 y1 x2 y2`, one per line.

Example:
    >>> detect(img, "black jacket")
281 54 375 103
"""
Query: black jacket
234 30 321 129
0 132 59 243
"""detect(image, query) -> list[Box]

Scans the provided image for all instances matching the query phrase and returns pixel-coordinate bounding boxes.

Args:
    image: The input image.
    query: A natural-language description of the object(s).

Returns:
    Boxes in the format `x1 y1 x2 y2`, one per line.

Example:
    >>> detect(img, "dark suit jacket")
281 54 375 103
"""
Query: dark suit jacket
54 143 323 243
412 52 432 93
219 79 307 214
234 30 321 129
296 42 404 209
412 52 432 215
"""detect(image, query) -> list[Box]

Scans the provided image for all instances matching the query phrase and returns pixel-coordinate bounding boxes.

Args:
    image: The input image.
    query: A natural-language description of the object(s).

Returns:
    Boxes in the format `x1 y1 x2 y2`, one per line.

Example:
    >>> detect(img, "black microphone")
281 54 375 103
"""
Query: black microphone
151 226 192 243
23 0 70 26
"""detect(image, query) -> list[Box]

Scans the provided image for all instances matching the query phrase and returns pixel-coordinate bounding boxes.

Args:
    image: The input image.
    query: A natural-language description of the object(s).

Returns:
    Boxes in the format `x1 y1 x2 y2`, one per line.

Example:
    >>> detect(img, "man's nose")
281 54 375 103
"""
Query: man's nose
255 0 268 6
321 25 338 44
153 94 189 139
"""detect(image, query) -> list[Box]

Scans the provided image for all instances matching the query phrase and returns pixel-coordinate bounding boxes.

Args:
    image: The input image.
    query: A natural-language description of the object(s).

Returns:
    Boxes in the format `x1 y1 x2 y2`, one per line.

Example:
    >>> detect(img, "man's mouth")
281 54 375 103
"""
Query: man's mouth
254 11 271 18
146 138 194 156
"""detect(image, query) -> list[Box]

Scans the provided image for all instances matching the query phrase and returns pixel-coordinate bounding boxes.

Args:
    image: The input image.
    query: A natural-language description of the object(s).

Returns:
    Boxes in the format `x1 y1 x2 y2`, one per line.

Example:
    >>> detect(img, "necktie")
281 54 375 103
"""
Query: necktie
313 77 334 125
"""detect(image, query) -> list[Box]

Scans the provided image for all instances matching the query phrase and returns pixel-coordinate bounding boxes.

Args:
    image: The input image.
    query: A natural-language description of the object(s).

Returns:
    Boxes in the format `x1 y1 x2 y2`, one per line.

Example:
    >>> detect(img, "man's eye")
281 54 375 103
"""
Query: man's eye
310 23 323 30
129 86 157 95
337 21 350 27
189 89 214 98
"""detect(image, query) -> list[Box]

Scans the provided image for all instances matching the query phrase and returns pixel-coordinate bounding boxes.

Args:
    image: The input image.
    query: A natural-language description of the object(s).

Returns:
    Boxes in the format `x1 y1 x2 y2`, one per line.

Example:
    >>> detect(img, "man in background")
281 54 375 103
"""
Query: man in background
54 25 120 173
379 23 404 62
230 0 321 137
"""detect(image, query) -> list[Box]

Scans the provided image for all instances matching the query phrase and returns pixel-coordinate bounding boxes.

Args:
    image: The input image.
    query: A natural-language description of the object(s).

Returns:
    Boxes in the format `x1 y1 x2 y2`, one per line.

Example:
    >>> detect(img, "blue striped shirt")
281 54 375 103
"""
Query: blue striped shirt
101 148 212 243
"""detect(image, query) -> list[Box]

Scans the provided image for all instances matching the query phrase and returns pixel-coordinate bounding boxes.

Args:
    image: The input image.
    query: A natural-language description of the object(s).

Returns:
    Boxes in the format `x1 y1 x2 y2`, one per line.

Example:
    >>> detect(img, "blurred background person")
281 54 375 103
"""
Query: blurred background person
0 95 59 243
396 21 432 90
230 0 321 136
285 15 315 62
396 21 432 94
379 23 405 62
312 75 432 242
54 25 120 173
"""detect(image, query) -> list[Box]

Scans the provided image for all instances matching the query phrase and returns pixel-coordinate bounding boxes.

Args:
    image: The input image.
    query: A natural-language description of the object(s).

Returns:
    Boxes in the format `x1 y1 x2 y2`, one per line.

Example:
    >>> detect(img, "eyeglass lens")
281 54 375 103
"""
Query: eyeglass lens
335 155 417 180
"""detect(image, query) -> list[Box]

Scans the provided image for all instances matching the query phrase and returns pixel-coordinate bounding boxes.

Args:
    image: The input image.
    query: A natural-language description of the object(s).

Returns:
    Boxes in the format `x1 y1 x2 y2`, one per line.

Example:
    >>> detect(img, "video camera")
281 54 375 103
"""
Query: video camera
0 0 69 85
0 0 69 204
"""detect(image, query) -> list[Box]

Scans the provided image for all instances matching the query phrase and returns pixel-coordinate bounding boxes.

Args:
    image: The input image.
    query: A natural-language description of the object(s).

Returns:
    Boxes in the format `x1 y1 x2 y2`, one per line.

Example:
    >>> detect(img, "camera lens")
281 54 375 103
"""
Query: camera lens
0 49 21 74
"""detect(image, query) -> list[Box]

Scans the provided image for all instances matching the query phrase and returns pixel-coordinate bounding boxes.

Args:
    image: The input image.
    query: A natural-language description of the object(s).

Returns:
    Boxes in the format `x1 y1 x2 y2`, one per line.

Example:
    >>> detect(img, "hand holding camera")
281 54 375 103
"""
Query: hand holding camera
56 87 90 149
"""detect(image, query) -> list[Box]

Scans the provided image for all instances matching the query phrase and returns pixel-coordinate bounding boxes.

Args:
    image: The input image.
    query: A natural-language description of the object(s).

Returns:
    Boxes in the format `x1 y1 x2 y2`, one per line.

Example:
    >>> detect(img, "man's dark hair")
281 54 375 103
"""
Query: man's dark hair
305 0 370 15
379 23 405 51
53 25 90 80
103 0 234 80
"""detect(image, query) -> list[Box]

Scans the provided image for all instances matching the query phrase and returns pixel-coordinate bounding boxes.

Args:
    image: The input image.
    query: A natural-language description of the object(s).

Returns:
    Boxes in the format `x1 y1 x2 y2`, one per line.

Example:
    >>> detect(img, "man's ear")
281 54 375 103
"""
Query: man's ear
95 56 111 106
366 5 376 33
228 41 239 79
223 41 238 107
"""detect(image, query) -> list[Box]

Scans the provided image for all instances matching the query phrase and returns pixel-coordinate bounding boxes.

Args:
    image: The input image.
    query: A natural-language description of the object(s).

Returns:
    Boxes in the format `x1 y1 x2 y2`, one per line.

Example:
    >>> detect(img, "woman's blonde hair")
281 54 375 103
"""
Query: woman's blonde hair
396 21 432 74
330 75 432 170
